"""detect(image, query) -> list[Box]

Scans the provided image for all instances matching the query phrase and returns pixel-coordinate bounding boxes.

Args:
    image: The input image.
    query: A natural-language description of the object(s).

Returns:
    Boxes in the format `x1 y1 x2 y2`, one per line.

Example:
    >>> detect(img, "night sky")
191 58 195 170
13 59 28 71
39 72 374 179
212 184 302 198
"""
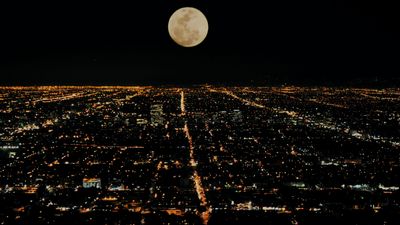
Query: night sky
0 1 399 86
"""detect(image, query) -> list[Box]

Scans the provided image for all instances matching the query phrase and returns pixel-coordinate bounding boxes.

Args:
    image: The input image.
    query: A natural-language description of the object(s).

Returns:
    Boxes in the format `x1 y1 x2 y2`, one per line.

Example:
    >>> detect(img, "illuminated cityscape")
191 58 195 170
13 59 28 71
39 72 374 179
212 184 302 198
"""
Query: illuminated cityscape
0 86 399 225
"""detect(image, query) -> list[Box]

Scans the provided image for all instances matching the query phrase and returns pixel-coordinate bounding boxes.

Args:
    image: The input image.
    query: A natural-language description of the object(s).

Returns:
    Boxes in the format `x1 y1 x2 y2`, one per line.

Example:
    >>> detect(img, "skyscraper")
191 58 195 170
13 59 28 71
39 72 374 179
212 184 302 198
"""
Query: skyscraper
150 104 164 126
231 109 243 123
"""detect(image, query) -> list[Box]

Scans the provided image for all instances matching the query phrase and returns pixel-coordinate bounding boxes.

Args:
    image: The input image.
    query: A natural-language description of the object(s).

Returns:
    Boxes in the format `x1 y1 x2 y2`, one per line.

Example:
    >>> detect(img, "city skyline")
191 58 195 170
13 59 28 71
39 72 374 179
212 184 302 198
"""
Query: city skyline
0 86 399 224
1 1 399 224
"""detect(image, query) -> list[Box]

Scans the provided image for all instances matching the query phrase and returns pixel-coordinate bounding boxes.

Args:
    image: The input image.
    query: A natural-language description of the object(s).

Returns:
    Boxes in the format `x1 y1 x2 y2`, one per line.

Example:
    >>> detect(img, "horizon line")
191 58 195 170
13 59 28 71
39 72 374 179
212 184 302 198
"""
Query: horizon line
0 85 398 89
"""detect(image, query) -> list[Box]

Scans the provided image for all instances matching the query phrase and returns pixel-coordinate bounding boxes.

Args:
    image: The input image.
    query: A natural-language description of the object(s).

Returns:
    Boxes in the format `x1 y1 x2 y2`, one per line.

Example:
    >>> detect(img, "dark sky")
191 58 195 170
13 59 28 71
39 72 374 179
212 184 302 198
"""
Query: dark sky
0 0 399 85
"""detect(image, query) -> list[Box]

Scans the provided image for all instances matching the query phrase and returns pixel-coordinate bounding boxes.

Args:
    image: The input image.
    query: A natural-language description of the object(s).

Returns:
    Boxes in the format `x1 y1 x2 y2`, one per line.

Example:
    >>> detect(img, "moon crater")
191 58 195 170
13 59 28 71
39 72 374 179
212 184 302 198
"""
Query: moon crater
168 7 208 47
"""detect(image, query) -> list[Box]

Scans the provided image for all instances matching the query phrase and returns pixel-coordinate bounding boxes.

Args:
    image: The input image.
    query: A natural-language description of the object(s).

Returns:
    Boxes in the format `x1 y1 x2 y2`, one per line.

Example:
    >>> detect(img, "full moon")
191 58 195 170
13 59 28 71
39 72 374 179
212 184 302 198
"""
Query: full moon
168 7 209 47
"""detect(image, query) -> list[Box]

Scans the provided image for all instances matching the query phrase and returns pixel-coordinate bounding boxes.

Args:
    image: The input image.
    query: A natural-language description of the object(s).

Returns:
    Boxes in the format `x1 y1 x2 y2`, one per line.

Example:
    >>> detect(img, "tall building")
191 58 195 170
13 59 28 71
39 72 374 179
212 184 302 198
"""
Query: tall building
150 104 164 126
231 109 243 123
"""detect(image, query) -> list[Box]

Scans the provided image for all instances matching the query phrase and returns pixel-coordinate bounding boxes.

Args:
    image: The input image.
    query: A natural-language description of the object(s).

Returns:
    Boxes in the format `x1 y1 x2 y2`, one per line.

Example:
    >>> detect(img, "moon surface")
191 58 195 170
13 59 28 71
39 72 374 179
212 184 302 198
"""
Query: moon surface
168 7 208 47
